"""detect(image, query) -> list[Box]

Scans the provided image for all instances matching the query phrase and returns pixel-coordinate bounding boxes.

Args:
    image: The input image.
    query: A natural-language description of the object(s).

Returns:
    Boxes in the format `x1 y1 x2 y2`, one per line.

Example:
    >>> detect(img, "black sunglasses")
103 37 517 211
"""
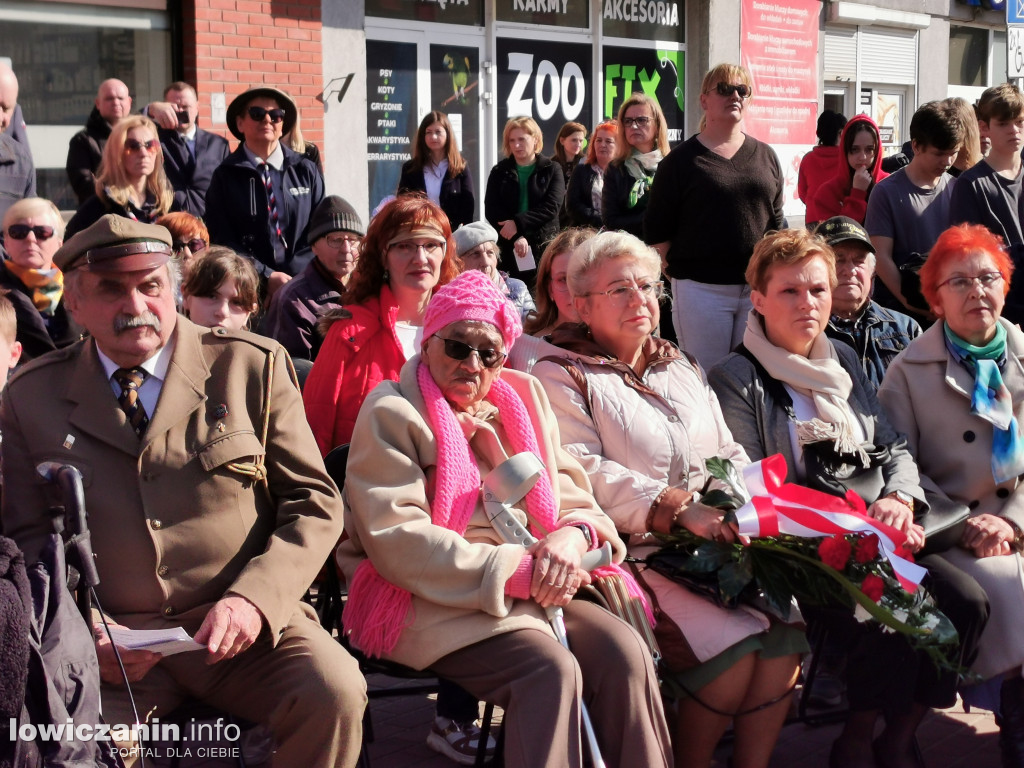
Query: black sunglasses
7 224 55 241
247 106 286 123
433 335 505 369
173 238 207 254
714 82 751 98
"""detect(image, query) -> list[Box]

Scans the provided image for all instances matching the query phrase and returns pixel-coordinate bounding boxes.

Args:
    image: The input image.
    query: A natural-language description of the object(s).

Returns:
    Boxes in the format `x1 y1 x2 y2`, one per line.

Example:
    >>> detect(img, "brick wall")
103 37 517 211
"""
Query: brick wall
182 0 324 154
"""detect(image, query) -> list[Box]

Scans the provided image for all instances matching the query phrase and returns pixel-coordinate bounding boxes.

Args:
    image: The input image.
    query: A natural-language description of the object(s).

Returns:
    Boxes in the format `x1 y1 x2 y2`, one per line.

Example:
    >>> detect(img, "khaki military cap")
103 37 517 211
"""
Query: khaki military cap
54 215 173 273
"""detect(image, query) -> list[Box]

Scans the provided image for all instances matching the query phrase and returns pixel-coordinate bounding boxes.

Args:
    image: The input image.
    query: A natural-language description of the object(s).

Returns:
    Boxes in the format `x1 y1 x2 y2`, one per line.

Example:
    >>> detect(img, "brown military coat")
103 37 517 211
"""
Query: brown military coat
1 316 343 642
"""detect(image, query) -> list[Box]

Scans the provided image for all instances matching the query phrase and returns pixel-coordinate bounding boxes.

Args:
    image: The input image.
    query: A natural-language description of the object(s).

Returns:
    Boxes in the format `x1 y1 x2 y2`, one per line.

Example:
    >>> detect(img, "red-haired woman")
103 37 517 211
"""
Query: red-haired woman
878 223 1024 762
398 111 475 230
565 120 617 228
805 114 888 227
303 194 461 455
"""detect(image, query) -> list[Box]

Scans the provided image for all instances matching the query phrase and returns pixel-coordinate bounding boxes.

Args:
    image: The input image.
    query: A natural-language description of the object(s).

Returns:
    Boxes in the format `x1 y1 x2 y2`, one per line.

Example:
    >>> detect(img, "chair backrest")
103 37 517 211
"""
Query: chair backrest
292 358 314 391
323 443 350 492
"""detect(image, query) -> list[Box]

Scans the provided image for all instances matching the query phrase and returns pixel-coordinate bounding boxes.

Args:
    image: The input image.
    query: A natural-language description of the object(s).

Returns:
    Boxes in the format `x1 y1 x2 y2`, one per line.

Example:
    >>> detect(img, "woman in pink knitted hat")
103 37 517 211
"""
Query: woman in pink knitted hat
337 269 672 768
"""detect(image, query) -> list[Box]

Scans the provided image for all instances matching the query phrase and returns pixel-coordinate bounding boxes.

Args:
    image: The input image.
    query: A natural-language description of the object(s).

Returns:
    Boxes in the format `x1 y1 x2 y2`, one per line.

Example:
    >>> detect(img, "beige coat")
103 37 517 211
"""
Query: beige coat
1 317 344 641
878 318 1024 678
336 359 626 671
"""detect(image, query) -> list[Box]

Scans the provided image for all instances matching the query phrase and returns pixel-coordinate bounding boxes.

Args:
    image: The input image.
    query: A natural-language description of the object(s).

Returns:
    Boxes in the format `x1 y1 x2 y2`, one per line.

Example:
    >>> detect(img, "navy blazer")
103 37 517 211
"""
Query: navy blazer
205 144 324 279
397 161 475 229
159 126 230 218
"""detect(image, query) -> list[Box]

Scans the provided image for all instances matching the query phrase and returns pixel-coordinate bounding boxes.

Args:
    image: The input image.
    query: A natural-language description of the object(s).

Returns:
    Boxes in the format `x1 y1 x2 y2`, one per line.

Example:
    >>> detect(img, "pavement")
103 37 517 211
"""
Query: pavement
360 672 1001 768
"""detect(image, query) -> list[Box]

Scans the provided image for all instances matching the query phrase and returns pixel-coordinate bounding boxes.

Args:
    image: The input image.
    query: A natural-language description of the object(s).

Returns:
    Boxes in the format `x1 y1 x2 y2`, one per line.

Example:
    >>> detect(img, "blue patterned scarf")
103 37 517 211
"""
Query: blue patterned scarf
944 322 1024 484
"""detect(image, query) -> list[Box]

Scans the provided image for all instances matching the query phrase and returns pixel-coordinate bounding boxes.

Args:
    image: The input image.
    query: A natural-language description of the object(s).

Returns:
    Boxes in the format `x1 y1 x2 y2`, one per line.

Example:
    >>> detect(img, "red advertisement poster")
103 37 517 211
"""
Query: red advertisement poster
740 0 820 145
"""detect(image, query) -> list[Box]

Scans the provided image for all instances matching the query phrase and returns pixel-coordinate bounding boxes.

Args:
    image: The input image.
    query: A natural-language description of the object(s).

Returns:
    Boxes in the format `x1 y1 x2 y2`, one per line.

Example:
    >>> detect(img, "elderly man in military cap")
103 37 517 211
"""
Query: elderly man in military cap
818 215 922 390
0 214 365 767
205 86 324 298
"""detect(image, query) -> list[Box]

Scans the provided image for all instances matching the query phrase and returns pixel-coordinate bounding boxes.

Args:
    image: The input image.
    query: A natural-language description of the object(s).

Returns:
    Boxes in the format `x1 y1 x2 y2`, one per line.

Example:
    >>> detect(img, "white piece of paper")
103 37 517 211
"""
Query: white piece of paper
515 245 537 273
107 626 205 657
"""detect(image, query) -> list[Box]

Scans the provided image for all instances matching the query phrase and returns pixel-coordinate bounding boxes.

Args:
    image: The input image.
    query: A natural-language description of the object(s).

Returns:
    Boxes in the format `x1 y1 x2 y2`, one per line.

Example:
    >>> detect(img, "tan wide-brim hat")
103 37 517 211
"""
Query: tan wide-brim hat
226 86 298 141
54 215 173 274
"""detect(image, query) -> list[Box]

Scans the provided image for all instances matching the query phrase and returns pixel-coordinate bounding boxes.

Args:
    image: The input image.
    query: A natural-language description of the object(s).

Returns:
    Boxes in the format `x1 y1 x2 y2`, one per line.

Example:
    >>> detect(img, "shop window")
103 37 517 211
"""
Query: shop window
0 19 170 209
949 25 989 86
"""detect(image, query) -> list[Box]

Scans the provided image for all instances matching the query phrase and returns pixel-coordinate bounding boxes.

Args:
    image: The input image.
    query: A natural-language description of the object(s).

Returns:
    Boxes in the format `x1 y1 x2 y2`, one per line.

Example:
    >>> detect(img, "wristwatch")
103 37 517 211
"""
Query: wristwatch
888 490 915 512
572 523 593 549
1003 517 1024 554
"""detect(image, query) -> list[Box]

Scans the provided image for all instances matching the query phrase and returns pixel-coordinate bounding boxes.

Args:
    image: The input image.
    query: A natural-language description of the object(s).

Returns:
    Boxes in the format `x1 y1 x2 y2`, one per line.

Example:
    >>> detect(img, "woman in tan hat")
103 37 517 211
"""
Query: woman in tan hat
204 85 324 298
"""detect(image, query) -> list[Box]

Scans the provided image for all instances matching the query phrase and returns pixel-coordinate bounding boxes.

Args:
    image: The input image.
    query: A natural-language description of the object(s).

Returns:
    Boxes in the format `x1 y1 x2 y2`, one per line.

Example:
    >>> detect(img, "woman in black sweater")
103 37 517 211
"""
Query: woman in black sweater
646 62 784 370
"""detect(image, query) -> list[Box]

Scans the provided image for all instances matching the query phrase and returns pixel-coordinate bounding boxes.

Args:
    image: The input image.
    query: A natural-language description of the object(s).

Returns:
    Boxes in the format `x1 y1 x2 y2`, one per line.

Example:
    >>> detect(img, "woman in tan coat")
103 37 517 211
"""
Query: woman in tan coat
878 223 1024 765
337 269 672 768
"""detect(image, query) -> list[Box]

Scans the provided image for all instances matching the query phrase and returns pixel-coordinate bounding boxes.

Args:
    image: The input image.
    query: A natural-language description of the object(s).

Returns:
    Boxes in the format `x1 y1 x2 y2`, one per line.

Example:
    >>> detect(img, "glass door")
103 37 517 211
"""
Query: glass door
365 23 485 219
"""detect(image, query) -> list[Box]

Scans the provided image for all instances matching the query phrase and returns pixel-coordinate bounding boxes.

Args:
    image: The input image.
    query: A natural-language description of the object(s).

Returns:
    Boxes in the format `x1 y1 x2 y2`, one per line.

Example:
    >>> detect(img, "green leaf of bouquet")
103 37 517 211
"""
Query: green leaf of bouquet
701 488 741 511
705 457 749 501
718 555 754 600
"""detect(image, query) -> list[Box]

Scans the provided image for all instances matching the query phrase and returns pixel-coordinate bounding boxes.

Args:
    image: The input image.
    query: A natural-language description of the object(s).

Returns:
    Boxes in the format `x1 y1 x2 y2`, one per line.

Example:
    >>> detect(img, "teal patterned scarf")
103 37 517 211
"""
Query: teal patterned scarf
944 321 1024 484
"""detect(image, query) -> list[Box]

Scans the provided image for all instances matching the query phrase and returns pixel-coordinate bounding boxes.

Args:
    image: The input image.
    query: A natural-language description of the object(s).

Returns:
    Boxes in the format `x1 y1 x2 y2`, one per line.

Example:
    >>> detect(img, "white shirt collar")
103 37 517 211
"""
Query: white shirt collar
180 124 198 142
244 143 284 171
96 331 175 382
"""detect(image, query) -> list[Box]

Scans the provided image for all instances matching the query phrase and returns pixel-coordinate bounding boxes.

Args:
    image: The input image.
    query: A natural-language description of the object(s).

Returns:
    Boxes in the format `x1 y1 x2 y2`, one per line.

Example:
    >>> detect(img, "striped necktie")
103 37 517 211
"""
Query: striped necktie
113 367 149 437
261 162 285 261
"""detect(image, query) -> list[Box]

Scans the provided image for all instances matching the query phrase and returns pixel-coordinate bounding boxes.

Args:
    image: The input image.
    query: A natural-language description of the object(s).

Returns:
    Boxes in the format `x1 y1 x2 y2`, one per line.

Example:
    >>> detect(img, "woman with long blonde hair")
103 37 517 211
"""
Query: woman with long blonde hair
65 114 175 239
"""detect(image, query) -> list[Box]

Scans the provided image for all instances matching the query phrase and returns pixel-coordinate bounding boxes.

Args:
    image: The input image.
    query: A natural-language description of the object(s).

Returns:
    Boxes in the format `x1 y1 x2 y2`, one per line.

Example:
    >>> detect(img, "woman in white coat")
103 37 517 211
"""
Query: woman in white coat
533 230 804 768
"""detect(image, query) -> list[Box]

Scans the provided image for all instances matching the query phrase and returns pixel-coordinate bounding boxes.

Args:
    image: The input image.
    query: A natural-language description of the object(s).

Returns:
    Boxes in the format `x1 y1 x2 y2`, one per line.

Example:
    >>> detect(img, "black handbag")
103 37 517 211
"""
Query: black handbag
897 252 930 313
802 439 889 501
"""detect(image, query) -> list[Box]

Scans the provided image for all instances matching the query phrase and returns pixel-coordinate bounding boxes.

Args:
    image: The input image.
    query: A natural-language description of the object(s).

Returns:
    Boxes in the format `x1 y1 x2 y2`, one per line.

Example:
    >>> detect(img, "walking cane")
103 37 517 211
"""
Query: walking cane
483 453 613 768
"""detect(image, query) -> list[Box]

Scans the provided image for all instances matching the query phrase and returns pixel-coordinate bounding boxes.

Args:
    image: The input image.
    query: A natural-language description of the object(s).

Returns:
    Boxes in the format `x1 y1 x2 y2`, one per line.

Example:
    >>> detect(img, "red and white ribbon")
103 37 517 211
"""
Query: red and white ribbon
732 454 927 592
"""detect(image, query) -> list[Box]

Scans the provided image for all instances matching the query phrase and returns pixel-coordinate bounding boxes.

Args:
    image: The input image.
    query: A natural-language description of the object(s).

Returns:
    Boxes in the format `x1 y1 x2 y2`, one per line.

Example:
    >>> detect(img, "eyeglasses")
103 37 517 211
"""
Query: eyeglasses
247 106 286 123
583 281 665 304
388 241 445 257
622 116 652 129
714 82 752 99
6 224 55 241
125 139 159 153
937 271 1004 293
325 234 360 249
432 335 505 369
173 238 207 254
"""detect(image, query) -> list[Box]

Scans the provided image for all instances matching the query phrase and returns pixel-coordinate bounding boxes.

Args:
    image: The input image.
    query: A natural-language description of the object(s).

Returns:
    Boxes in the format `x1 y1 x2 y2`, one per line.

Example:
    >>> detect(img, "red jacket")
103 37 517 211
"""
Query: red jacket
302 285 406 456
796 145 840 202
805 114 888 226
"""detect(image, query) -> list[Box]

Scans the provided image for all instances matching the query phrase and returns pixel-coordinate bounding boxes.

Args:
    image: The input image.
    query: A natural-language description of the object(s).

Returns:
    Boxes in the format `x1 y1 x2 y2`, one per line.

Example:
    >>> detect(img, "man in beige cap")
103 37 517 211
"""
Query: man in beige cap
0 214 365 767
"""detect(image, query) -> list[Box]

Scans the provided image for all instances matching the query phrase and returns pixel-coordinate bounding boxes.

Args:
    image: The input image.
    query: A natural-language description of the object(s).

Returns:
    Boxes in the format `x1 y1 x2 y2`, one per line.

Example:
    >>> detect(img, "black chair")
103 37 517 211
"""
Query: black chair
321 444 500 768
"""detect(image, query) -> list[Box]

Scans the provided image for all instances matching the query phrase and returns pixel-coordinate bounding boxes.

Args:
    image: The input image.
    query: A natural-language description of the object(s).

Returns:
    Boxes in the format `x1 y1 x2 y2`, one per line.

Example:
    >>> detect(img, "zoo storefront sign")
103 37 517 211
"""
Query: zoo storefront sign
496 38 593 152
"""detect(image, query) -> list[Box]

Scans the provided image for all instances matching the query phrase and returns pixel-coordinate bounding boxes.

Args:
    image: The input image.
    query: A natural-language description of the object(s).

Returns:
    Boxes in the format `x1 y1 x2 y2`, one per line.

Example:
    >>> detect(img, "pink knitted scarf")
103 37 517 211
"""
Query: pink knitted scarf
344 362 650 658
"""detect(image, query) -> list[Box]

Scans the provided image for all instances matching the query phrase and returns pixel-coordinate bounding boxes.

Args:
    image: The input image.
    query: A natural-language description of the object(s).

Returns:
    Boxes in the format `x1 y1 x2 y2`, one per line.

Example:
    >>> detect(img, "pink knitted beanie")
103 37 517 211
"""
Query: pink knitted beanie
422 269 522 353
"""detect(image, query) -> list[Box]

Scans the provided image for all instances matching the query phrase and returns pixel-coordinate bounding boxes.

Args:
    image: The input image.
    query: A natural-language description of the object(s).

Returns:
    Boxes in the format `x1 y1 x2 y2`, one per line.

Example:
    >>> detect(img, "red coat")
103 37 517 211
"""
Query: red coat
805 114 888 226
796 145 840 202
303 285 406 456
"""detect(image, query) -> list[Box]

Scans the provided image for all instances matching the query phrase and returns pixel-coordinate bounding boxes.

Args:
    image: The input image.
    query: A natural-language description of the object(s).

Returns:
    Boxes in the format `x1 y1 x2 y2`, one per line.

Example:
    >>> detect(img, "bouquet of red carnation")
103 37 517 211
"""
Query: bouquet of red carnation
646 456 960 673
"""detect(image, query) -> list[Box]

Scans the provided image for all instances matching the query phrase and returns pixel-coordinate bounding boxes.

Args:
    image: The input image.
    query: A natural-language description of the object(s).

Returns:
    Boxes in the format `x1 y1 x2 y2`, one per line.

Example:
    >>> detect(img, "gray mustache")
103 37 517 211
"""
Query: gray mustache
114 312 162 334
